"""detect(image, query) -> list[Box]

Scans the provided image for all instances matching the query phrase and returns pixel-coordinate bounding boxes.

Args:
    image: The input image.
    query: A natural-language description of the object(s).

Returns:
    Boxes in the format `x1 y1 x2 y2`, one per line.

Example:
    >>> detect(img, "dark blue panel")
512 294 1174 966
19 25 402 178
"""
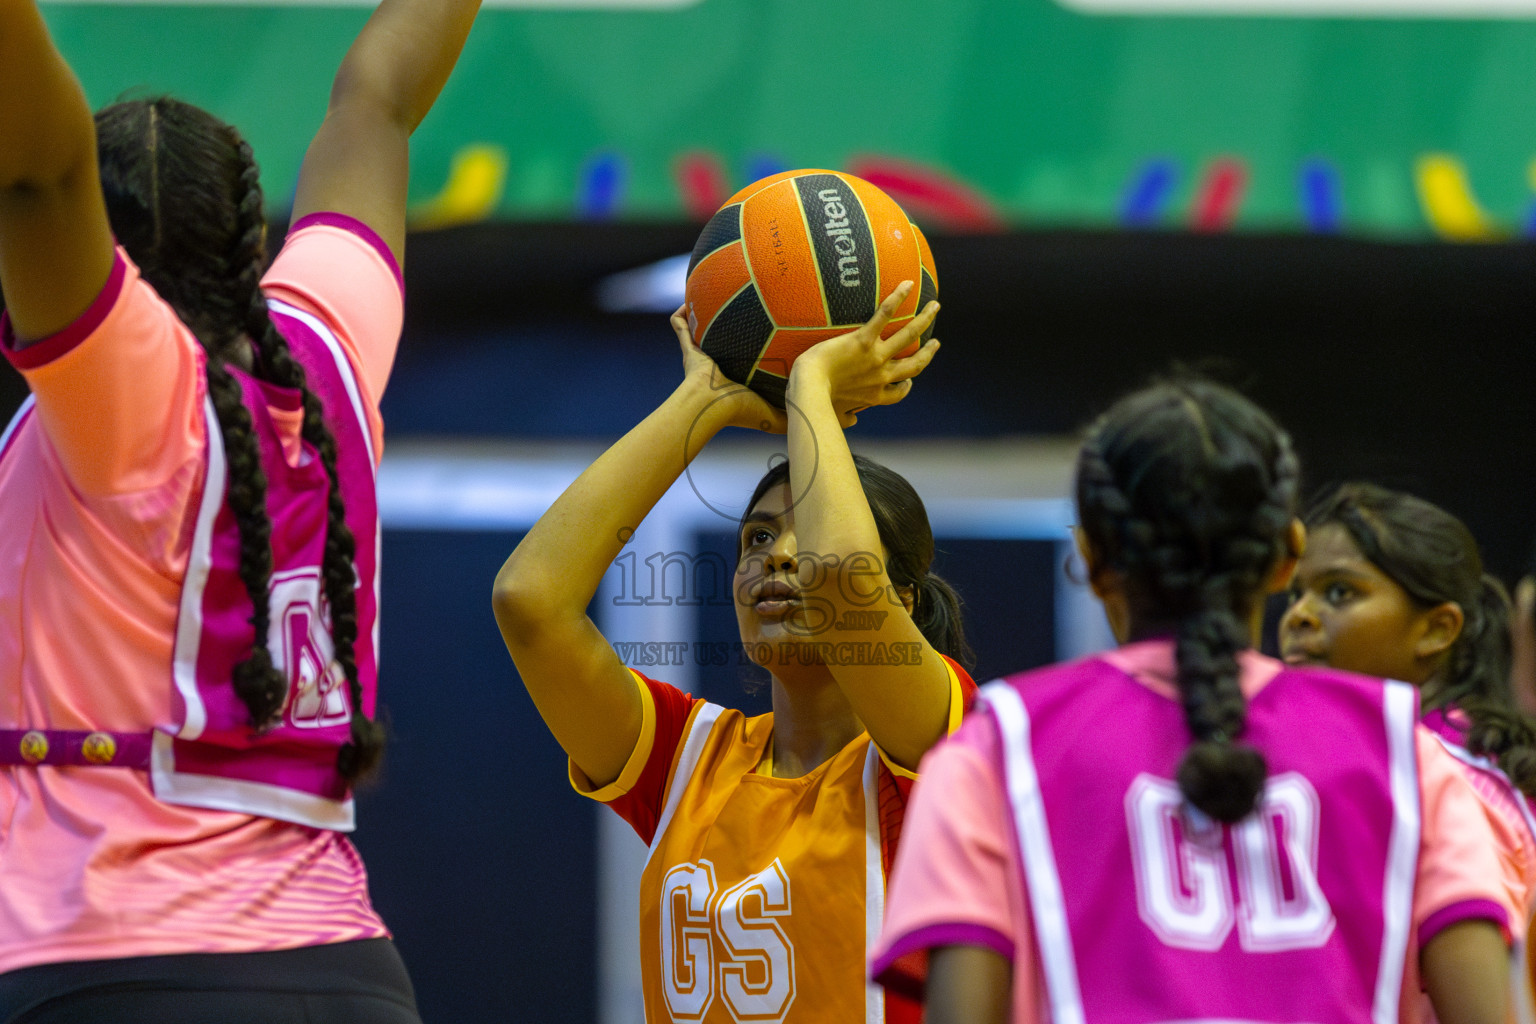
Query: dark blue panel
355 529 596 1024
932 538 1057 683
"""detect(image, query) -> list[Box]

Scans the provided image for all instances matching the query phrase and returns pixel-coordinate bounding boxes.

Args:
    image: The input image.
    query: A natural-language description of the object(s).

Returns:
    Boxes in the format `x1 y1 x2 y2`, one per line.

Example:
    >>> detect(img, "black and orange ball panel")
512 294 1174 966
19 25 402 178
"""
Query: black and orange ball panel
685 169 938 408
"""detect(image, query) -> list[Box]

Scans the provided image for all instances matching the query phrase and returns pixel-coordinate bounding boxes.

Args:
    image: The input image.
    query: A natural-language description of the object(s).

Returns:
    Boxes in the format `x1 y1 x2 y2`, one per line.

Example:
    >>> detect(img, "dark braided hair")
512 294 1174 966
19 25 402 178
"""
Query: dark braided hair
1304 483 1536 797
741 454 974 669
1076 377 1299 823
95 97 382 781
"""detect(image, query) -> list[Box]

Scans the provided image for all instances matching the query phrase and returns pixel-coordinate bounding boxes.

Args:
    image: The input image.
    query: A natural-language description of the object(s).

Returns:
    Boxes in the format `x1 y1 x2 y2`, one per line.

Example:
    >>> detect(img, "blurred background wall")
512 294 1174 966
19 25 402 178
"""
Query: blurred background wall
4 1 1535 1019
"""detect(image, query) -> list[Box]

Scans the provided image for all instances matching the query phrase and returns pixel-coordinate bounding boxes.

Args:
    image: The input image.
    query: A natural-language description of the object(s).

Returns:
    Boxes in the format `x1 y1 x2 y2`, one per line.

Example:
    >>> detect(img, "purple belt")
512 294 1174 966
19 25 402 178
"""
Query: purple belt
0 729 153 768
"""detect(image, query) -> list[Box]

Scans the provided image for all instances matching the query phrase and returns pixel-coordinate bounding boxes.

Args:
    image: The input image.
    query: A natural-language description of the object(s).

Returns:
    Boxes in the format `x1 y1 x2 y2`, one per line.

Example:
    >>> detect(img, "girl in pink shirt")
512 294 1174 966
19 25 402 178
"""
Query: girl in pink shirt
872 377 1511 1024
1281 483 1536 1012
0 0 479 1020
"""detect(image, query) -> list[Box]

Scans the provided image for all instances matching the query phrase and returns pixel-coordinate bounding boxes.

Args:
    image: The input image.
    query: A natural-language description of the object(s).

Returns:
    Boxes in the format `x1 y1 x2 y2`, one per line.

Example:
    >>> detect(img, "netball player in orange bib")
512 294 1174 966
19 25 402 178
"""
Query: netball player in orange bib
0 0 478 1019
494 283 975 1024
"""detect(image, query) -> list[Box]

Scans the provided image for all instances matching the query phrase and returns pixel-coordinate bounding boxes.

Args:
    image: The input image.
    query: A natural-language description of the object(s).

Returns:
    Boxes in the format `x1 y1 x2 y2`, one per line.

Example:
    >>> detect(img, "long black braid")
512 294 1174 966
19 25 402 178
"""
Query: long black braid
96 97 382 781
1076 378 1299 823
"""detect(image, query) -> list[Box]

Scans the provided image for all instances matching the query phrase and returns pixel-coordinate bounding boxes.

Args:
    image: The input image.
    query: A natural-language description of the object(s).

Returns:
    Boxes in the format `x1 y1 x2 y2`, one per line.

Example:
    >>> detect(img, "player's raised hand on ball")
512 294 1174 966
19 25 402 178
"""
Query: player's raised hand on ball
789 281 941 425
672 305 789 433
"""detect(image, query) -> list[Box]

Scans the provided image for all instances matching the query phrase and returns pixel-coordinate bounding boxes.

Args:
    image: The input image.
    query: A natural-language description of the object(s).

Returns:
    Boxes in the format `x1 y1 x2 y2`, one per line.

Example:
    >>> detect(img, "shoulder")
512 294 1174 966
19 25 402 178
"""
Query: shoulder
262 214 401 343
1268 660 1391 695
3 249 193 375
942 654 978 706
628 671 768 770
630 670 719 731
1 248 208 497
938 704 1005 771
265 214 402 304
261 214 404 438
979 655 1122 706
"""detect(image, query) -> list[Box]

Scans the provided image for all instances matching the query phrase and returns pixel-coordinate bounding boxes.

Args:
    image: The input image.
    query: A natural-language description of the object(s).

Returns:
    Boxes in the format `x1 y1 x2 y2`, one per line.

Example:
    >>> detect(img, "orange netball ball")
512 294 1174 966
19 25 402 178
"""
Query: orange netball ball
683 169 938 408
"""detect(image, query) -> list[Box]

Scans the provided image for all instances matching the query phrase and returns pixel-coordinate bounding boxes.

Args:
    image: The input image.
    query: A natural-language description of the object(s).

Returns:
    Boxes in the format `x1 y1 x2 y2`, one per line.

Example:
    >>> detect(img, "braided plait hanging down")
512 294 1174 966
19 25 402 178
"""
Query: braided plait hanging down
207 350 289 726
1076 378 1299 823
1456 577 1536 797
226 140 383 782
97 98 290 726
95 97 381 779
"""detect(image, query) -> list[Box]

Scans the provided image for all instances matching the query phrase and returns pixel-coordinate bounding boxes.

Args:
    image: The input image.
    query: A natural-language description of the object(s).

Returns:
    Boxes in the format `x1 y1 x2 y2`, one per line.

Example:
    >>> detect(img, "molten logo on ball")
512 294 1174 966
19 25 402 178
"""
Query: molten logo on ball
817 188 862 289
684 169 937 408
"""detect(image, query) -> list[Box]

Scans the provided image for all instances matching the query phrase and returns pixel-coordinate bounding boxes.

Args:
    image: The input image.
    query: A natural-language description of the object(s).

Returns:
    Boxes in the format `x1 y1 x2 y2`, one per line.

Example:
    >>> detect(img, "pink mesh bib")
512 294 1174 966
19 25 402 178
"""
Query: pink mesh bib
980 659 1420 1024
152 300 380 830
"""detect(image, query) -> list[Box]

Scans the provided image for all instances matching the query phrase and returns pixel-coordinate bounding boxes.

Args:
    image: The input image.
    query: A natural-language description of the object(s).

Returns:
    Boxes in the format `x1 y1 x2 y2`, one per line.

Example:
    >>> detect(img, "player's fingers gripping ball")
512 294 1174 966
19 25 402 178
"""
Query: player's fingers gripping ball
684 169 938 408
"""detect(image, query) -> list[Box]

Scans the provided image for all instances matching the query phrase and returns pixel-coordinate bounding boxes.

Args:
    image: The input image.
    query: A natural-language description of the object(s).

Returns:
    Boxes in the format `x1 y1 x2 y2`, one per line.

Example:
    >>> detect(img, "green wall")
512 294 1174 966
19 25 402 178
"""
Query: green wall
42 0 1536 236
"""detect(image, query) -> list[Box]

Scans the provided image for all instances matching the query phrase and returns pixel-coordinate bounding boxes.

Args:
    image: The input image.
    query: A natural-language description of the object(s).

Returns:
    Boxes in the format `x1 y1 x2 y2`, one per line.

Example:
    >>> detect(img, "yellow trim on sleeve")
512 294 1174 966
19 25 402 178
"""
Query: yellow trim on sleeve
876 744 920 781
942 657 965 735
875 657 967 780
568 669 657 802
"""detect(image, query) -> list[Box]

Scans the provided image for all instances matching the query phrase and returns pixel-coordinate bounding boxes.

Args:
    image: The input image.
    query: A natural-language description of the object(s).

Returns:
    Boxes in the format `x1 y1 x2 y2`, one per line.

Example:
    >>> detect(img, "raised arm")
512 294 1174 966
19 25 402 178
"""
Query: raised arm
493 328 785 788
0 0 114 344
289 0 482 264
782 284 947 771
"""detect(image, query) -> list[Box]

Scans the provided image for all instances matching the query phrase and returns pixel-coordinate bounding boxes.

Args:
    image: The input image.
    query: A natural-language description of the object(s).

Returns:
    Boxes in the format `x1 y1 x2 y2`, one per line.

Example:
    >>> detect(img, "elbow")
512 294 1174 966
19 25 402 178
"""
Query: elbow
0 137 96 202
492 564 544 635
492 555 576 642
326 59 415 134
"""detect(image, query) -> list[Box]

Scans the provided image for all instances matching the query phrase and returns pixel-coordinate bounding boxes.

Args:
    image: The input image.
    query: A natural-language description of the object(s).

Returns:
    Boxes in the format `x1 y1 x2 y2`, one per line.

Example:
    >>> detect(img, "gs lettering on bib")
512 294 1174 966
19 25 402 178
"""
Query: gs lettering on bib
152 299 381 831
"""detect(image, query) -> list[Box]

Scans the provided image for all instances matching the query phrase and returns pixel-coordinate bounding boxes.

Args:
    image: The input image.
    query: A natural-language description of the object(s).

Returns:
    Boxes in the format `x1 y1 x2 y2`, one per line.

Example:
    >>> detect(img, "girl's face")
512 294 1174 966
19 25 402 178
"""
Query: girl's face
734 483 811 659
733 481 902 668
1278 523 1440 685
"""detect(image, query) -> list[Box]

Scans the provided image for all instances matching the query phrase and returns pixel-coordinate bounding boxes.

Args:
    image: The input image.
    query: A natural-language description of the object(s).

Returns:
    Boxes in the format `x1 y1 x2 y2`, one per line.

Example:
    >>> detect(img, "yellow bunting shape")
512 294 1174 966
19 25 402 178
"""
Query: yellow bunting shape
1414 154 1504 242
411 144 510 230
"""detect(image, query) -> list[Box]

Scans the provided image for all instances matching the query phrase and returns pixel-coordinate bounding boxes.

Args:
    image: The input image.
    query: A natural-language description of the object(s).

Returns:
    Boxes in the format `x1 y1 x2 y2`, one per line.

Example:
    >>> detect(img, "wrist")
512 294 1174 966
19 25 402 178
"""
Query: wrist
671 373 739 436
786 356 831 401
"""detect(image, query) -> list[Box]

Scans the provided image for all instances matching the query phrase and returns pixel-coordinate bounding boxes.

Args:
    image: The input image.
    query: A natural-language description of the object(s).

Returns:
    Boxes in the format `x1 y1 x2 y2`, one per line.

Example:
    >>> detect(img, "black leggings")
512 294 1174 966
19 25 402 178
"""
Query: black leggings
0 938 420 1024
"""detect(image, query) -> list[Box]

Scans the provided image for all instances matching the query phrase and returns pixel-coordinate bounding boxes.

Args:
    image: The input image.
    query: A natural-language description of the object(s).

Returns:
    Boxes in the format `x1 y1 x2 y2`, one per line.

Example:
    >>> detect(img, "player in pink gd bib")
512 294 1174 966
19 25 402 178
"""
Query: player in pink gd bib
872 377 1511 1024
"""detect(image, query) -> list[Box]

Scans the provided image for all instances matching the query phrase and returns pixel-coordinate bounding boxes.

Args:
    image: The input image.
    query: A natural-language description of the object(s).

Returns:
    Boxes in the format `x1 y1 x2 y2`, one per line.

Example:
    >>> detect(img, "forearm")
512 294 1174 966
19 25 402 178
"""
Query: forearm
328 0 481 133
784 366 882 569
0 0 96 190
496 377 732 624
784 363 952 768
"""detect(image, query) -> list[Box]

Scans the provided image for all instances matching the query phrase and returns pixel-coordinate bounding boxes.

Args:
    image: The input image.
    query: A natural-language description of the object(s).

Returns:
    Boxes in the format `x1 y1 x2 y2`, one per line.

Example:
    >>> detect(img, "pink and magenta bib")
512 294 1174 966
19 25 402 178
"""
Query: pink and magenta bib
980 658 1421 1024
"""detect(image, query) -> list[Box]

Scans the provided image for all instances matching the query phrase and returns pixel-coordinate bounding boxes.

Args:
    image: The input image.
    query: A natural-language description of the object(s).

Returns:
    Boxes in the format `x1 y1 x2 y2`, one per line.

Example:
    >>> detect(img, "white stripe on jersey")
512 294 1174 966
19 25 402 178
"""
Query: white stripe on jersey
649 702 725 858
165 394 226 742
983 680 1088 1024
1373 680 1421 1024
862 743 885 1024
